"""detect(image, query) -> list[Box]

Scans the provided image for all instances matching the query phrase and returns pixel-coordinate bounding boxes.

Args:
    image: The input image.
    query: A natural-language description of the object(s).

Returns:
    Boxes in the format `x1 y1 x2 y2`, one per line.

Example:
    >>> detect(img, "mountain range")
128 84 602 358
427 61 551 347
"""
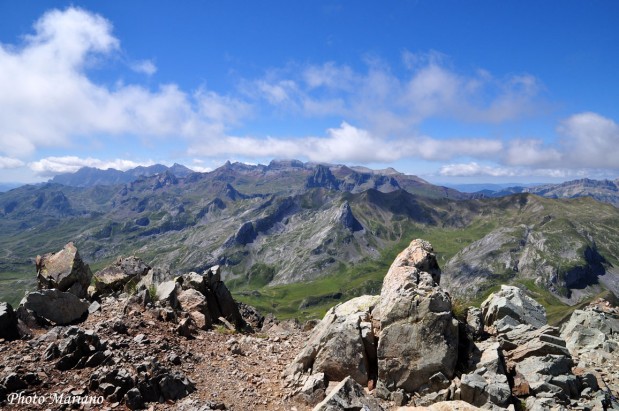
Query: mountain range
49 163 194 187
474 178 619 208
1 160 618 318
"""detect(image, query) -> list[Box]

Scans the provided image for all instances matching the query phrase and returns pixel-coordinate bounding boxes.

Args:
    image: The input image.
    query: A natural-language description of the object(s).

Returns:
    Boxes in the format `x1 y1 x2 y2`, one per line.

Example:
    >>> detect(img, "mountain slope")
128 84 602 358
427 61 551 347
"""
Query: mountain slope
442 194 619 304
2 162 619 314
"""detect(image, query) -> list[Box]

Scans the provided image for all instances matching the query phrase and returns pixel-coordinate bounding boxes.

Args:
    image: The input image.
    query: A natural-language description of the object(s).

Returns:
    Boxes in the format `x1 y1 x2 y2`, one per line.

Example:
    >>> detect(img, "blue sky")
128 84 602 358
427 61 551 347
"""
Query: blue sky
1 1 618 184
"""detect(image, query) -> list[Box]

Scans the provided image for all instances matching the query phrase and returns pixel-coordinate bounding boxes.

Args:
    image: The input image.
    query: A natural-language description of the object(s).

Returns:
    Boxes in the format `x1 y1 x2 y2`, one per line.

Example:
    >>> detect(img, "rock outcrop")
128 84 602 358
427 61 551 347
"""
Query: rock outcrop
375 239 458 396
284 239 616 410
35 242 92 298
284 239 460 407
560 302 619 352
560 298 619 401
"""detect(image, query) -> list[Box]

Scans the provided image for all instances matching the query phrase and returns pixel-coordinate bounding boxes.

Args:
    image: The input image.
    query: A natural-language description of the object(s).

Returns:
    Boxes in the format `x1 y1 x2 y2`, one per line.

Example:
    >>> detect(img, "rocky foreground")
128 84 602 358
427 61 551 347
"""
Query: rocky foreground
0 240 618 410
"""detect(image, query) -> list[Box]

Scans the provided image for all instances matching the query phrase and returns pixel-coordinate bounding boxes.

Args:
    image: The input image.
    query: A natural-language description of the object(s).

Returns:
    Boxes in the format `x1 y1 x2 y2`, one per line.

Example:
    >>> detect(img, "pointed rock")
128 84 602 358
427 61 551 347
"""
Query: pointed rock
36 242 92 298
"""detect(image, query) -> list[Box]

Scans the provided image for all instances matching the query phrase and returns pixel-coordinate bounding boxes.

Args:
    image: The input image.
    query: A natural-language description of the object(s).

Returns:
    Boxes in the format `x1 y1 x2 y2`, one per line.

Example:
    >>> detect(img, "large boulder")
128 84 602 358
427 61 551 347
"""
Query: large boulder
36 242 92 298
18 289 89 325
481 285 547 330
375 239 458 395
0 302 19 340
283 295 379 388
93 256 150 295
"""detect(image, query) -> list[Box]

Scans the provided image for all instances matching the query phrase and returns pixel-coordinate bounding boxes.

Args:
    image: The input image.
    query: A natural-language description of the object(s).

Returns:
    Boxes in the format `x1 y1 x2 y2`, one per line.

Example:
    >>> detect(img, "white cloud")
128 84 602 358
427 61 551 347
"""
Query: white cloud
416 136 503 161
504 139 562 166
0 7 247 158
439 162 592 179
190 122 506 164
0 157 25 169
3 7 618 180
559 112 619 168
247 55 542 134
501 112 619 170
29 156 154 176
439 162 517 177
130 59 157 75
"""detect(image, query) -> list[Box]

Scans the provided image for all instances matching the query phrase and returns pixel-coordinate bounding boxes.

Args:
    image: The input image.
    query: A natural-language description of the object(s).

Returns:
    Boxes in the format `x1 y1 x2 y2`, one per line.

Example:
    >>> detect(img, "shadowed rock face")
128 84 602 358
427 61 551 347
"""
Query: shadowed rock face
337 201 363 232
94 256 151 295
0 302 19 340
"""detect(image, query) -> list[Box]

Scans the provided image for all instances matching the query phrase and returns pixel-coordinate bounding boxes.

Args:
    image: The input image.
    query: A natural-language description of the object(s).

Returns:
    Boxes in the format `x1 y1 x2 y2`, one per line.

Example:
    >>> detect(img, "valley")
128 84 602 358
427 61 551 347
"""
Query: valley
1 161 618 321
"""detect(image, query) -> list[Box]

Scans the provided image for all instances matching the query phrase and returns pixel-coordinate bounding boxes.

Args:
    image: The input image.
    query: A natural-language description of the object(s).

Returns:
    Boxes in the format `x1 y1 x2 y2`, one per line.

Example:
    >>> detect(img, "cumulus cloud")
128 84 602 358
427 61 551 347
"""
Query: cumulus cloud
439 162 517 177
190 122 505 164
501 112 619 170
4 7 618 179
29 156 154 176
559 112 619 168
504 139 562 166
0 7 247 158
0 157 25 169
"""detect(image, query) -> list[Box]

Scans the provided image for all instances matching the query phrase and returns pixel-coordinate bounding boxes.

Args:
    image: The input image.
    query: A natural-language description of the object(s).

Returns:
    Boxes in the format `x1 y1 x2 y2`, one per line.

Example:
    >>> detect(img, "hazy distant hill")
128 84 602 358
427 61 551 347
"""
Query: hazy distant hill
50 163 194 187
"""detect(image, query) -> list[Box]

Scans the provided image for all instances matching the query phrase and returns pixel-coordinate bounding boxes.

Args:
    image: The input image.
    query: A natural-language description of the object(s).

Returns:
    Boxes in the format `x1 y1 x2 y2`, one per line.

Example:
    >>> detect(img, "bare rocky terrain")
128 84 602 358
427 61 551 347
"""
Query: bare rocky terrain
1 240 619 411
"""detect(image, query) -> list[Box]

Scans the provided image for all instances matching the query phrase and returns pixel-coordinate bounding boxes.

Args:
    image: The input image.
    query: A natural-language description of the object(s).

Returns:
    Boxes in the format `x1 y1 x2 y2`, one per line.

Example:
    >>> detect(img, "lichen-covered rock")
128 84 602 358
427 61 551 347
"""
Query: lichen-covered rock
36 242 92 298
283 295 379 388
376 239 458 395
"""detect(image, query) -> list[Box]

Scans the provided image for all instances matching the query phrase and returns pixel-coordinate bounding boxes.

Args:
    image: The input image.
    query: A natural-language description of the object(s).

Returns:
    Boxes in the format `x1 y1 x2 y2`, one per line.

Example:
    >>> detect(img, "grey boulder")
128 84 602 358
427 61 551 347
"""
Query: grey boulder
19 289 89 325
481 285 547 329
283 295 379 388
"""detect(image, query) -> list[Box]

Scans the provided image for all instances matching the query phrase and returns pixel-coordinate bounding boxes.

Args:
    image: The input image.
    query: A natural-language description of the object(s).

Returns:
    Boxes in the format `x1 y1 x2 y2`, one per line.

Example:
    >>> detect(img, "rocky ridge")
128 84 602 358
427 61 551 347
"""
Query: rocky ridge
283 240 619 410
